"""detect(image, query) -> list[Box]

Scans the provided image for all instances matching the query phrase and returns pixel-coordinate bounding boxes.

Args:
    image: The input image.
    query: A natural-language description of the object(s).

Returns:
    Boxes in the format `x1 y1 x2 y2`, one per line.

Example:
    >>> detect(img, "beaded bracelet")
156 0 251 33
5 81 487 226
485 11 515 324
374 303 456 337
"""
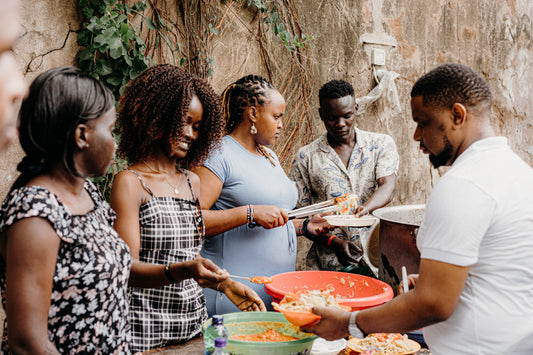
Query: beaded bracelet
249 205 254 223
297 220 304 235
164 263 178 284
247 204 255 227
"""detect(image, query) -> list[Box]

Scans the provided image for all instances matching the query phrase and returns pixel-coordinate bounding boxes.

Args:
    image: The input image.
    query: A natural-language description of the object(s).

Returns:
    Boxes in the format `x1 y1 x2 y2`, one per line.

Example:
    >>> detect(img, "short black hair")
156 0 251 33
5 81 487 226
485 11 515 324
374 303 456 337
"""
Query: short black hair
15 66 114 189
411 63 492 110
318 80 354 102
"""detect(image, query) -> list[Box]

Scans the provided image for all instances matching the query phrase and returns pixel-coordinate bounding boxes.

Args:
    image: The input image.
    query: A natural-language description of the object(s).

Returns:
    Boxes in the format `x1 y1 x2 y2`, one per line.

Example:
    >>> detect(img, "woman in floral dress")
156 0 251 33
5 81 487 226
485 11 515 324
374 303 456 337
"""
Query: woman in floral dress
0 67 131 354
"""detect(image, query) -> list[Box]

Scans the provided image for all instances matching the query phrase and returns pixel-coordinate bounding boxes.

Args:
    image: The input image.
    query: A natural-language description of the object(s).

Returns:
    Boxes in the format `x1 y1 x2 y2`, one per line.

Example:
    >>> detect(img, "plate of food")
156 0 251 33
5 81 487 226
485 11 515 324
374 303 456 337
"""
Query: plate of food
272 289 351 327
346 333 421 354
324 215 378 227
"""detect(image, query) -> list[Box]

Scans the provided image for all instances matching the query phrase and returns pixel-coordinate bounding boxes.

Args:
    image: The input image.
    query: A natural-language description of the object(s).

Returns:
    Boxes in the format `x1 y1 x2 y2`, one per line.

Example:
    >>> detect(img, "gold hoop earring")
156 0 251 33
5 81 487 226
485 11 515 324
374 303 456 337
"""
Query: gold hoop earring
250 123 258 135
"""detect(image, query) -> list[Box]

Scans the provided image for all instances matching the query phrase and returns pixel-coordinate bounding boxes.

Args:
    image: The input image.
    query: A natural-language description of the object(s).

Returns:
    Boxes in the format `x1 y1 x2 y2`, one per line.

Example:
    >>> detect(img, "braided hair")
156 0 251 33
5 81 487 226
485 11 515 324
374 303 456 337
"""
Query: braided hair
117 64 225 168
221 74 277 166
411 63 492 112
13 67 114 190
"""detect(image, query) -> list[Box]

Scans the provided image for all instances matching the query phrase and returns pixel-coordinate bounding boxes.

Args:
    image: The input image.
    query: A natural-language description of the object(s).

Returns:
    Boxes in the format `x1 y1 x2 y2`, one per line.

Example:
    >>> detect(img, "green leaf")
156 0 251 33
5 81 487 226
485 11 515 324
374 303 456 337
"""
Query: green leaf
109 45 124 59
179 57 186 66
145 17 156 30
87 18 101 33
117 14 127 23
77 29 91 46
106 74 123 86
123 54 133 66
78 47 94 61
135 1 147 11
119 23 129 37
95 59 113 76
208 23 218 35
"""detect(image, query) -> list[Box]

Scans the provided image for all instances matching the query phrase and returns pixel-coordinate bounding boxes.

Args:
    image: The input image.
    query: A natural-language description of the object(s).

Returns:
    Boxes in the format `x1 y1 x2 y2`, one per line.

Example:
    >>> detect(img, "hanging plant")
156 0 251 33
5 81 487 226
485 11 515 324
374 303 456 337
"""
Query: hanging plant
77 0 150 99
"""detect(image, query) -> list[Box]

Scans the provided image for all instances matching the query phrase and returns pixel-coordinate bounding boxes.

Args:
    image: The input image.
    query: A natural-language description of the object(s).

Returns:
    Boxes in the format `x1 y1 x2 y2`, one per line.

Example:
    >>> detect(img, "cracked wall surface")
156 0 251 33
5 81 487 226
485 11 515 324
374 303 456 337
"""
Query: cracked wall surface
0 0 531 274
0 0 81 202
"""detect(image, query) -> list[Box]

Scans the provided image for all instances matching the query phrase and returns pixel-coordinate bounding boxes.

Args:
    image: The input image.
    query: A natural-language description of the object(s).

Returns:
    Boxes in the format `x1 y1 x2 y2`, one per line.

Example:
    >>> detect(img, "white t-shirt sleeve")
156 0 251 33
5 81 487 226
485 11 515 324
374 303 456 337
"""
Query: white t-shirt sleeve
417 175 496 266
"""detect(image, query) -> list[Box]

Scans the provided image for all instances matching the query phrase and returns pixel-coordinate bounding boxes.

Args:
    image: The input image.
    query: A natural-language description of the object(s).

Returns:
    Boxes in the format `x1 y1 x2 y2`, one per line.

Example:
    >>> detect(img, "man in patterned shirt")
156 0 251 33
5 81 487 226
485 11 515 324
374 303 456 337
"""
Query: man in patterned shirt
290 79 399 273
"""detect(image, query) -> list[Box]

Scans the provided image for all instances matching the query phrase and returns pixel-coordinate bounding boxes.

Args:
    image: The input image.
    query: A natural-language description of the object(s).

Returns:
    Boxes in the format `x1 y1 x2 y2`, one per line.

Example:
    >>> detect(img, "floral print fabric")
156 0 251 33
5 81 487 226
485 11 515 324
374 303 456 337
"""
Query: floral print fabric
290 128 399 271
0 180 132 354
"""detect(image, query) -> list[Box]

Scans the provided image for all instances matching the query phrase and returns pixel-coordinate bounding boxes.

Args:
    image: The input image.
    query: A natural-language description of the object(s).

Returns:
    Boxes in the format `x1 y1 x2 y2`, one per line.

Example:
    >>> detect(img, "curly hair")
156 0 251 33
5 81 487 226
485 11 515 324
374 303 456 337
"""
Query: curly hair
14 66 114 190
117 64 225 168
221 74 277 166
411 63 492 111
318 79 355 102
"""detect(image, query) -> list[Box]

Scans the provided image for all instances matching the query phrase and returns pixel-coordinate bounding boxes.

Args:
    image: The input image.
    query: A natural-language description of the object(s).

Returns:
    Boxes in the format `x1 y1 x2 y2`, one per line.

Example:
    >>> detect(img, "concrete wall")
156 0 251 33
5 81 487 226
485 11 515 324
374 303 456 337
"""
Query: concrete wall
1 0 532 264
0 0 80 201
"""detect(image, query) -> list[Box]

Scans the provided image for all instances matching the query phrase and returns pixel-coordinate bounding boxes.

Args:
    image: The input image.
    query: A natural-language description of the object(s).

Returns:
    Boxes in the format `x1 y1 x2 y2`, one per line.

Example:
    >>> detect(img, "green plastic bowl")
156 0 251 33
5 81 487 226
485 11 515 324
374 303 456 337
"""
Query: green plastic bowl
202 311 318 355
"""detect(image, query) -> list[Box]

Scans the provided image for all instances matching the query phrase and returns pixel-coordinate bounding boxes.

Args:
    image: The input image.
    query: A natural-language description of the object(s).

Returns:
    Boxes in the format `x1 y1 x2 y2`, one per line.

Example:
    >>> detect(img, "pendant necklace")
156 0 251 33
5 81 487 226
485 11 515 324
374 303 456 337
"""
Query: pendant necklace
143 160 183 195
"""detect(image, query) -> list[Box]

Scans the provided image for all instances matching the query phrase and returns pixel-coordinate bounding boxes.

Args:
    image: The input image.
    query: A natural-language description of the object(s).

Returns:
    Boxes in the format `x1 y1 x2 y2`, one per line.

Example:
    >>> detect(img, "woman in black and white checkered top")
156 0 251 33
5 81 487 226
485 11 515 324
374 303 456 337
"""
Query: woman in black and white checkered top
110 65 266 352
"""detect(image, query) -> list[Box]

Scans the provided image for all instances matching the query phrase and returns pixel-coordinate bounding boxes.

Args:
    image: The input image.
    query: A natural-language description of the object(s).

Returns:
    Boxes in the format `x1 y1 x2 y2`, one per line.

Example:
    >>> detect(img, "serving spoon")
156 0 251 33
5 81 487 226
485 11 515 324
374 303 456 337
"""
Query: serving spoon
229 275 273 284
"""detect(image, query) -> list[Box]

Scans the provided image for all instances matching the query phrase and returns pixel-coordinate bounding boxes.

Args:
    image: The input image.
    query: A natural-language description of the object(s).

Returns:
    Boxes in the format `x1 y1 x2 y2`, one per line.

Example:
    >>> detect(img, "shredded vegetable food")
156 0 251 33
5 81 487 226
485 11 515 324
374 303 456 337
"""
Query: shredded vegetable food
250 276 273 284
272 289 343 312
333 193 359 214
231 328 299 342
356 333 415 353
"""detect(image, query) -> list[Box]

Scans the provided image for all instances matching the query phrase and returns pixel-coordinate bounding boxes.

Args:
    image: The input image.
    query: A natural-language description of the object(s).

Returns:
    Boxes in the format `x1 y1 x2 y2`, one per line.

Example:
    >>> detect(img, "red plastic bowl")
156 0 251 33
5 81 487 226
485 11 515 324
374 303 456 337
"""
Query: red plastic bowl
265 271 393 311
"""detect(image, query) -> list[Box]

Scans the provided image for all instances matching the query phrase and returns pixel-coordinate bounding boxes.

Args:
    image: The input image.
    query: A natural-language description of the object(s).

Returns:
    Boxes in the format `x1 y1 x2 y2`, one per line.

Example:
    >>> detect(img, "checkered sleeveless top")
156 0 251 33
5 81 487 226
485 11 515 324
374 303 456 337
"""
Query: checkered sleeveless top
126 169 206 352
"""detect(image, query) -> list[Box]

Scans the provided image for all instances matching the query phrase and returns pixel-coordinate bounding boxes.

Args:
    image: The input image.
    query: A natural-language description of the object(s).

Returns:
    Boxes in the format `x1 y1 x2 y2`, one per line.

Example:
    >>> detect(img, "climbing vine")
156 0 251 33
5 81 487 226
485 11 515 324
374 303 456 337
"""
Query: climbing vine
76 0 315 197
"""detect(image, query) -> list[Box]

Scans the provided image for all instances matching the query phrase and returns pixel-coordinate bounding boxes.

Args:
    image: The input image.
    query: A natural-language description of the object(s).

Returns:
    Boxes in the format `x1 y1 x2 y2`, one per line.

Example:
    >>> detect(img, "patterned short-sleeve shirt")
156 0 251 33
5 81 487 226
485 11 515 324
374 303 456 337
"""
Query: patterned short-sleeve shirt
0 180 132 354
289 127 399 270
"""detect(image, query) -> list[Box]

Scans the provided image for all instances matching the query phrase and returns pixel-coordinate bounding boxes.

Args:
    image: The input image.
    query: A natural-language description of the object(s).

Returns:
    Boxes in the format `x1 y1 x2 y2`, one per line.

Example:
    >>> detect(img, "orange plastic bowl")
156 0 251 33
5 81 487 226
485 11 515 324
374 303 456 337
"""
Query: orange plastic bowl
273 304 351 327
265 271 393 311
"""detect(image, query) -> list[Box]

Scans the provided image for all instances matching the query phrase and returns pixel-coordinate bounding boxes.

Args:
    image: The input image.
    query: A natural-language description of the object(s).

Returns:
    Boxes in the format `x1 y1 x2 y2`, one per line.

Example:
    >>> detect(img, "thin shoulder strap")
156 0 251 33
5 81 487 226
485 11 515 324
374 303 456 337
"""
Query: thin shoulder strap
182 168 205 238
125 168 155 198
181 169 198 201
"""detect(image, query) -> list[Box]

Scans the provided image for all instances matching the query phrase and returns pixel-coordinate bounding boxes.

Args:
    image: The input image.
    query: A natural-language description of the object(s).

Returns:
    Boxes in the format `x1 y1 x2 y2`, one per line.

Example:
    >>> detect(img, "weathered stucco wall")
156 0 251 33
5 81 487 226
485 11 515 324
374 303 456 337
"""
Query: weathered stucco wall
0 1 532 271
0 0 80 201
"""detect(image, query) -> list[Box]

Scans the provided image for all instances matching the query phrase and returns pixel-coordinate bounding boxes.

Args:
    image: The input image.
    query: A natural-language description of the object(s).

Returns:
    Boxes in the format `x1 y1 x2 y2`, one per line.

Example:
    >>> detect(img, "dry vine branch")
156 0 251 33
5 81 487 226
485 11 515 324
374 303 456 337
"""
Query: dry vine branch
135 0 316 170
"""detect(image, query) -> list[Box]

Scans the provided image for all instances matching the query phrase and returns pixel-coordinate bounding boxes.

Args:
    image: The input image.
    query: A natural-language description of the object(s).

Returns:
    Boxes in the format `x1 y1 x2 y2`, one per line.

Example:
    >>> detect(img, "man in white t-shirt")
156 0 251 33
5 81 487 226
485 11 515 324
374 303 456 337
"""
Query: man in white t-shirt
301 63 533 355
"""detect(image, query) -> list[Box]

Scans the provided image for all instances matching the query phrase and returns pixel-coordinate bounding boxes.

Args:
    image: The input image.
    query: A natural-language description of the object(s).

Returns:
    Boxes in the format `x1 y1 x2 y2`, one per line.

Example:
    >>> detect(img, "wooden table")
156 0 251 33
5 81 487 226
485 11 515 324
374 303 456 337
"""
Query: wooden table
143 335 432 354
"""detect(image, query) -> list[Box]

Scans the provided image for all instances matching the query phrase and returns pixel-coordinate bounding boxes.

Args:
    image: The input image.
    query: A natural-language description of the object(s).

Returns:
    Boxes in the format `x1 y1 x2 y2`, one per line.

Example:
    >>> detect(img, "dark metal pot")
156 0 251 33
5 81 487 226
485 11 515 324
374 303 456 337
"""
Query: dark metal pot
372 205 425 294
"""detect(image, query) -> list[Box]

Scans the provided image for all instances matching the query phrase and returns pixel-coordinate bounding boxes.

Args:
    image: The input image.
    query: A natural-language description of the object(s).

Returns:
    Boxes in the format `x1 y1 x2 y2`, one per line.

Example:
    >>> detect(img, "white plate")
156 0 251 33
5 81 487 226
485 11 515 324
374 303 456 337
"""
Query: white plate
311 337 346 355
324 215 378 227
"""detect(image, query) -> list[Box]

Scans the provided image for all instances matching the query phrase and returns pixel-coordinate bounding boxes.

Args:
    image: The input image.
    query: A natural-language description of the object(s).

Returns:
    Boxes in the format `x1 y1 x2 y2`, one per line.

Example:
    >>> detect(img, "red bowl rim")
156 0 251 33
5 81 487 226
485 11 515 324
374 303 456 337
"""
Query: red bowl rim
264 270 393 308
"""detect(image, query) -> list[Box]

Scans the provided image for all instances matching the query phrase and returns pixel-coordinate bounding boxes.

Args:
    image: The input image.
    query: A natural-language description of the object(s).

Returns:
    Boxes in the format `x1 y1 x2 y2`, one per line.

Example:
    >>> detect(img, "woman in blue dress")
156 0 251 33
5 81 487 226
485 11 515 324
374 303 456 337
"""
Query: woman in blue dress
193 75 329 314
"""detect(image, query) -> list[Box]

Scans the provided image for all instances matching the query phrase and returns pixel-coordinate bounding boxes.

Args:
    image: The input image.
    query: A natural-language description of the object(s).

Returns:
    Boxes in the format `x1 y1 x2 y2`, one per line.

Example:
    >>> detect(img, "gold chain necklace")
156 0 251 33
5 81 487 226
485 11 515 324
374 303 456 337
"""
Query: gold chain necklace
143 160 183 195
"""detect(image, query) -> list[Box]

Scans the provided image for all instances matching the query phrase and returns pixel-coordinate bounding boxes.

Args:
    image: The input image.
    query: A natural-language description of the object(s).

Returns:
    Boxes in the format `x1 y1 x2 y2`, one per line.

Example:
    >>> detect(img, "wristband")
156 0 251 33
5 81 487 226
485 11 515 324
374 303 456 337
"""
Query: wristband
349 311 364 338
301 217 317 241
327 235 336 246
164 263 178 284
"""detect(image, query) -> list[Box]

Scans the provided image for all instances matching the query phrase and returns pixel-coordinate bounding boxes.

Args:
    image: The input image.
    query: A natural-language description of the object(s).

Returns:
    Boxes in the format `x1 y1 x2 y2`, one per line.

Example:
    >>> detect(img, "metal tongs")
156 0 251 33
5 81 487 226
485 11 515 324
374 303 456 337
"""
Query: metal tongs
287 198 339 219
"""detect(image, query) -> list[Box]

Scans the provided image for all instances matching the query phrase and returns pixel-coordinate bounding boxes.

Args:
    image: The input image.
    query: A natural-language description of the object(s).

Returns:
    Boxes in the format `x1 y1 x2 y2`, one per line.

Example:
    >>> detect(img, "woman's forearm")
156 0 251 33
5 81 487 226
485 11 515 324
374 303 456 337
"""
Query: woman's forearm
201 207 248 238
128 259 196 288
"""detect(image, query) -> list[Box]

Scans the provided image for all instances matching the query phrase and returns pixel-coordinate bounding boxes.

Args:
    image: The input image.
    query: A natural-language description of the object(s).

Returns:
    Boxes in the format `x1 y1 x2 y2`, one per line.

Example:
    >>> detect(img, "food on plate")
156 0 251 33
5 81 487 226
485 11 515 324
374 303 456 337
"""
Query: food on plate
347 333 419 354
272 289 345 312
250 276 273 284
231 328 299 342
333 193 359 214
